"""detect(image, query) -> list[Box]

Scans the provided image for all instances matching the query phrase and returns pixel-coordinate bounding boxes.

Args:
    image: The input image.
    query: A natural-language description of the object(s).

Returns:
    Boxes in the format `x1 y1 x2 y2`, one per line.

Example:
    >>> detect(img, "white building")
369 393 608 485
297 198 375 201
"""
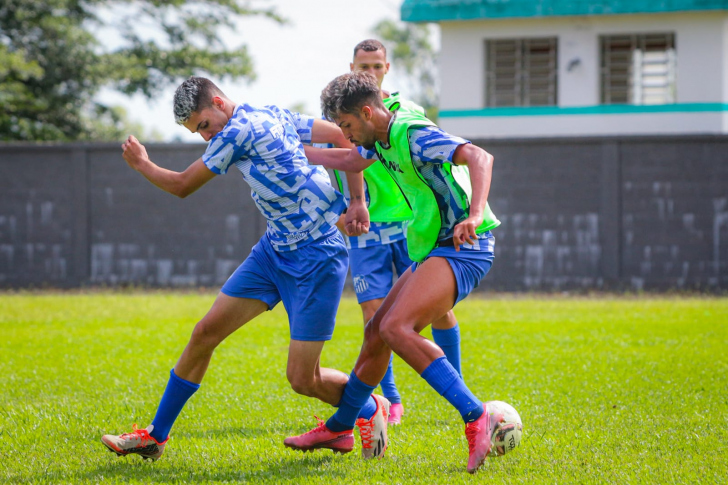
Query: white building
402 0 728 138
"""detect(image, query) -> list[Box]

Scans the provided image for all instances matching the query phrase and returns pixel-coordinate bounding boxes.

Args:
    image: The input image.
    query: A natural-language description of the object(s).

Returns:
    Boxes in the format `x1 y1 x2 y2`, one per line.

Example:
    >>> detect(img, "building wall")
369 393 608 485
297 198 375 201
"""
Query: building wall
439 11 728 137
0 143 267 288
1 139 725 291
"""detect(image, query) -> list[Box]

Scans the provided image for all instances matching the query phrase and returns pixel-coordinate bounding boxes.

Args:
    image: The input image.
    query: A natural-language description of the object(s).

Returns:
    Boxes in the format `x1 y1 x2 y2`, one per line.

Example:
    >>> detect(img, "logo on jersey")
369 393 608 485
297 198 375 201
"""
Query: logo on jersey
353 274 369 294
380 155 404 174
269 124 284 139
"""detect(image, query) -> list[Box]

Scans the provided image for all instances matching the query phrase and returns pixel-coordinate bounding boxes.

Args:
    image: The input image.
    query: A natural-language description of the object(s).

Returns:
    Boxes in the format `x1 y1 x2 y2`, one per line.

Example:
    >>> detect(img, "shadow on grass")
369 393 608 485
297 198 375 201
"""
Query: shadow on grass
176 425 277 439
64 453 347 483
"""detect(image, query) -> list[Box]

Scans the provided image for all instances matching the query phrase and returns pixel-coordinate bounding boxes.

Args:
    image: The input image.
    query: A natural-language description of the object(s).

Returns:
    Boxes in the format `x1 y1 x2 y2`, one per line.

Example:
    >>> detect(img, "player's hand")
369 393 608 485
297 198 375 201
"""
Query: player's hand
345 200 370 236
121 135 149 171
452 215 483 251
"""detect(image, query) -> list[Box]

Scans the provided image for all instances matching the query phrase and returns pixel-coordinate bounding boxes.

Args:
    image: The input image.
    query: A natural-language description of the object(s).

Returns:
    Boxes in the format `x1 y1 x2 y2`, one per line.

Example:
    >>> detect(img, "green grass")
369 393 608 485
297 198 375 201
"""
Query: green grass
0 293 726 484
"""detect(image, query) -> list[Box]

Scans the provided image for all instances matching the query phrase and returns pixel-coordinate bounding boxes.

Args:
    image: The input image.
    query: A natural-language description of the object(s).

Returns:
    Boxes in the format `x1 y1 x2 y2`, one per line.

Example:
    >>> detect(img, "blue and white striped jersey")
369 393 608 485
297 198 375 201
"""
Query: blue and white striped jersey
203 104 346 251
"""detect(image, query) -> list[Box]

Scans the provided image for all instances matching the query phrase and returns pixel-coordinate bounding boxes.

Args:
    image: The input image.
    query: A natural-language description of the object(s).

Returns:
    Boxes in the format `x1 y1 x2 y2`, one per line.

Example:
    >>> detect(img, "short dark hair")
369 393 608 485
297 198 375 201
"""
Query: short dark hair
173 77 225 124
353 39 387 60
321 71 385 121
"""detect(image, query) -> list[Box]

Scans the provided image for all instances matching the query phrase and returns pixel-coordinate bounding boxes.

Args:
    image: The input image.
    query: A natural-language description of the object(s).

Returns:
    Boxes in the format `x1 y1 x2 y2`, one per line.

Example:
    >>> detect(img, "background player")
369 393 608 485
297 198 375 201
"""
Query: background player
333 39 464 425
288 71 502 473
100 76 390 461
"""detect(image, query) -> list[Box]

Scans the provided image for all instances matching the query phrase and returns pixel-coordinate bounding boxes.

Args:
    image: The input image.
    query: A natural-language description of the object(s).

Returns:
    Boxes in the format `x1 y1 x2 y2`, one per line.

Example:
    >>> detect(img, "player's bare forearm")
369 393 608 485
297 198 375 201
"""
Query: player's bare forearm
304 146 374 172
453 144 493 220
451 144 494 249
121 136 215 198
311 119 352 148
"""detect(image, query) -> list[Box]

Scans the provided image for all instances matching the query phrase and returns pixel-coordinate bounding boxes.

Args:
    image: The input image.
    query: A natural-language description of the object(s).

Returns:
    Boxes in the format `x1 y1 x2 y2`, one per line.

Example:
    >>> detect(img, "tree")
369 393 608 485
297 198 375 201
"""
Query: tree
372 19 439 121
0 0 283 142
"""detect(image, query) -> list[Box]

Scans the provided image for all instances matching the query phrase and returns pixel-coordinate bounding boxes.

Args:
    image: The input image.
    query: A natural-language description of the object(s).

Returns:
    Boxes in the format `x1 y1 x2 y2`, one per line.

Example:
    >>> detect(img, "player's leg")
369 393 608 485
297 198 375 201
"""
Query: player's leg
101 294 268 460
101 239 280 460
431 311 463 378
286 340 348 406
351 243 403 419
282 231 388 456
285 265 413 458
378 236 499 473
391 238 464 377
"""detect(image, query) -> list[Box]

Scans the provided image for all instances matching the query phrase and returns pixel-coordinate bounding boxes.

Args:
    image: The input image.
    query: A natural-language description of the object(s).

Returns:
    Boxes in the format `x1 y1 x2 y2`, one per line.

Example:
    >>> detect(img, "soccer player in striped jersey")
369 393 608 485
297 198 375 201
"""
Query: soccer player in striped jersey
100 76 390 461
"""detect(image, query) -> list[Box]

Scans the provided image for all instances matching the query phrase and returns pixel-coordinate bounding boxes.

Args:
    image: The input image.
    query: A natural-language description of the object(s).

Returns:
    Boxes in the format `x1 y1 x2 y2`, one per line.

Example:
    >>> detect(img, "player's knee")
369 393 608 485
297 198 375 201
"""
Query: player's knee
379 316 406 348
287 374 316 397
189 319 223 350
363 318 387 353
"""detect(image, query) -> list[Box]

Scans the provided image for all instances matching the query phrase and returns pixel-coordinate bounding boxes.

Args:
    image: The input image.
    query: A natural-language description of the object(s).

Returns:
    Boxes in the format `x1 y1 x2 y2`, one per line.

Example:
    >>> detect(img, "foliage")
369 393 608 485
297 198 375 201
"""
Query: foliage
373 19 439 121
1 293 727 483
0 0 282 142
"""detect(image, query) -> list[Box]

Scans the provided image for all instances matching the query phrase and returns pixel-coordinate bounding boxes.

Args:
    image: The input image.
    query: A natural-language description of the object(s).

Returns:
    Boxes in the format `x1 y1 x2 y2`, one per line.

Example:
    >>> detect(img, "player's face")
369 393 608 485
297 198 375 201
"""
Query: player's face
336 111 377 150
183 100 229 142
350 49 389 88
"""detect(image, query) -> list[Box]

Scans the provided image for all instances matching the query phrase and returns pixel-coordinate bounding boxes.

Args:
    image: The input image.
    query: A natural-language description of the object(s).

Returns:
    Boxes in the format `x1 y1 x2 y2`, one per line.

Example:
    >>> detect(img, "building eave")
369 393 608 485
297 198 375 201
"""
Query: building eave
401 0 728 23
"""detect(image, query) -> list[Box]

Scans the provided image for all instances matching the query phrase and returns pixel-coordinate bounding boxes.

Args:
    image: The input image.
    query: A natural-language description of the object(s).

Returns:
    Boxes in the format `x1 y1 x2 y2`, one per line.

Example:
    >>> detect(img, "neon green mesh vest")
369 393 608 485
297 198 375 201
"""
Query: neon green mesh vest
333 93 415 223
374 109 501 262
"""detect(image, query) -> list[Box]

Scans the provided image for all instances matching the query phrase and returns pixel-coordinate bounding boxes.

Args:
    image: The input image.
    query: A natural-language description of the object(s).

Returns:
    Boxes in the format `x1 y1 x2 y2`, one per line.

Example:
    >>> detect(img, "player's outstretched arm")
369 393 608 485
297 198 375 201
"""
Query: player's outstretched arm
303 145 374 172
311 119 351 148
121 135 216 198
451 144 494 250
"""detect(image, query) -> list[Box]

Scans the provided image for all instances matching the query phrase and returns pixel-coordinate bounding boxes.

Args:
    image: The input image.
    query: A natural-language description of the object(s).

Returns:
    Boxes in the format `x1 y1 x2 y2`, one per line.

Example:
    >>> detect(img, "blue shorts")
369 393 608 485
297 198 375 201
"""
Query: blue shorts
412 232 495 306
221 229 348 341
350 239 412 304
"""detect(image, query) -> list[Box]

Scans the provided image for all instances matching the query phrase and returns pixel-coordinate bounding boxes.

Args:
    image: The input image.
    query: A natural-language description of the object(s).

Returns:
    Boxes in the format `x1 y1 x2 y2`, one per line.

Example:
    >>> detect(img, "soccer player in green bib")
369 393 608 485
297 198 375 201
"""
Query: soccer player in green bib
286 71 503 473
332 40 464 426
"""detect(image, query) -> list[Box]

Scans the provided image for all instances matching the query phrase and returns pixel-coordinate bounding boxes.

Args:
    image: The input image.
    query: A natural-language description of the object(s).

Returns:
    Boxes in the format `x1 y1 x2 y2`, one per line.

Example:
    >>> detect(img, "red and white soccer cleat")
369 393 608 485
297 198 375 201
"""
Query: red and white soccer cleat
387 402 404 425
283 416 355 454
101 424 167 461
356 394 391 459
464 404 503 473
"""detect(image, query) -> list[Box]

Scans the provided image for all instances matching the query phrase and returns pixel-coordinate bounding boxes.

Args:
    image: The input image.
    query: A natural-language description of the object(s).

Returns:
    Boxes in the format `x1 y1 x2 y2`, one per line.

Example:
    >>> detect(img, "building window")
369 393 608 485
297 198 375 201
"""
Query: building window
485 37 558 107
601 33 676 105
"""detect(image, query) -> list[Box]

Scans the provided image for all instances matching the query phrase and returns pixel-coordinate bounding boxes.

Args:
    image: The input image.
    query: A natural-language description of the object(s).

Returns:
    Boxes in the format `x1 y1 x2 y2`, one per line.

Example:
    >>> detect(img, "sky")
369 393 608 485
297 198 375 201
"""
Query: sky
98 0 423 142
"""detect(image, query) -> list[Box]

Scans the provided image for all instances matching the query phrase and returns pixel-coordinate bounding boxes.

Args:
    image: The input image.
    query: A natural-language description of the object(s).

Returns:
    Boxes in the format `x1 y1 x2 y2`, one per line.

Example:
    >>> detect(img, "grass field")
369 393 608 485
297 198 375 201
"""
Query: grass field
0 292 726 484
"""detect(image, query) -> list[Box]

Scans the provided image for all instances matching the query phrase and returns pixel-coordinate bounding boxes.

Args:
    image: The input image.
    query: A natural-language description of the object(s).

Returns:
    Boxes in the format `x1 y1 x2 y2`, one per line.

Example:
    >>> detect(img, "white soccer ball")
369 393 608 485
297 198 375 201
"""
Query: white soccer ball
486 400 523 457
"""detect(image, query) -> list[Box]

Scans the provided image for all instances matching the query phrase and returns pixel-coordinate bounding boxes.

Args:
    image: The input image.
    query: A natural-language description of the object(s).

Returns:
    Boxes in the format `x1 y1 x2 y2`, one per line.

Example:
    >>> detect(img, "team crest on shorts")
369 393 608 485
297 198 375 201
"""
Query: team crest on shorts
353 274 369 294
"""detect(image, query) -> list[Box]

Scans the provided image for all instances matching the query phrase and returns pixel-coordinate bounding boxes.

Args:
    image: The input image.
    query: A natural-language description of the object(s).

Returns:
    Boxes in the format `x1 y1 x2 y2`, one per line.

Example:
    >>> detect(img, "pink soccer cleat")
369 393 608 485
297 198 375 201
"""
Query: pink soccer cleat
464 404 503 473
284 417 354 454
388 402 404 425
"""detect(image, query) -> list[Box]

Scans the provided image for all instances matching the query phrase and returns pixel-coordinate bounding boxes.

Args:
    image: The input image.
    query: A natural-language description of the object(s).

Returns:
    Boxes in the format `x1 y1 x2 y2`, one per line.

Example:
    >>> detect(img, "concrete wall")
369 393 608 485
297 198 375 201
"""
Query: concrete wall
0 143 266 288
0 138 726 291
438 11 728 137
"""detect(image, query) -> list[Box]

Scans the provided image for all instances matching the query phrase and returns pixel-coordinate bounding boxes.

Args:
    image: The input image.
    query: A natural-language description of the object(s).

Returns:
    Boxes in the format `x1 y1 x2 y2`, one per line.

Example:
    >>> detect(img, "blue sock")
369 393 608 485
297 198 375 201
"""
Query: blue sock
326 372 376 432
420 356 483 423
432 324 463 378
378 354 401 404
149 369 200 442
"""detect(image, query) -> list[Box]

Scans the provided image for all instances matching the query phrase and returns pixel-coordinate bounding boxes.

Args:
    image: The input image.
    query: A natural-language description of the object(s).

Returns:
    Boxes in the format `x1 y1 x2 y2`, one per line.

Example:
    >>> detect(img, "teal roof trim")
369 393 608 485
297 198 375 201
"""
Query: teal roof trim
401 1 728 22
439 103 728 117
